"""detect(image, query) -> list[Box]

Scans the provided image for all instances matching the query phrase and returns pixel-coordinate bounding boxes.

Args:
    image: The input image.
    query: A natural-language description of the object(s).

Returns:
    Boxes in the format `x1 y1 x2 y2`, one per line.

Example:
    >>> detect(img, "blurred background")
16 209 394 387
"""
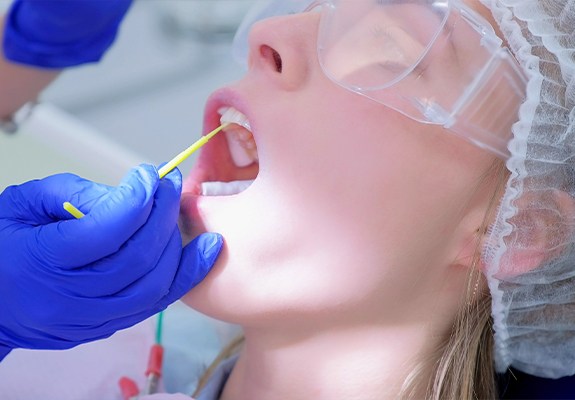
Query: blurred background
0 0 255 188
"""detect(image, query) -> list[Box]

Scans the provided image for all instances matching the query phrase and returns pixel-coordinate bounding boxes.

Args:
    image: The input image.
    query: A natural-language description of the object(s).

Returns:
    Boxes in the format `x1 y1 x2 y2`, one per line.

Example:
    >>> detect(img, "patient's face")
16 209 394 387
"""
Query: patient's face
180 1 503 330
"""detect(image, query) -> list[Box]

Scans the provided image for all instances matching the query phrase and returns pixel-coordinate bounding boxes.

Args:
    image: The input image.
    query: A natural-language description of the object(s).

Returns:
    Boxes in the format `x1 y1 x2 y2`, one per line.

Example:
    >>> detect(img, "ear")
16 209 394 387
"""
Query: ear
491 189 575 278
452 207 494 271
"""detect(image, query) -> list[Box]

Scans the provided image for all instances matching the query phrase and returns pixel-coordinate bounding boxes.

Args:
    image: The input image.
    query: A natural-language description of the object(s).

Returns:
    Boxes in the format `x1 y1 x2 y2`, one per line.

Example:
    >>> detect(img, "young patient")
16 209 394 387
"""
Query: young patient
142 0 575 399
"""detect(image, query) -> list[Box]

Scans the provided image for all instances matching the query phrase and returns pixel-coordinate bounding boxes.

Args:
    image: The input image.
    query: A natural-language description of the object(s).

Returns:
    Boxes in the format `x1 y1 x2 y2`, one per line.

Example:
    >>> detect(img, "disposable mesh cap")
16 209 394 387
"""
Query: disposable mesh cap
480 0 575 379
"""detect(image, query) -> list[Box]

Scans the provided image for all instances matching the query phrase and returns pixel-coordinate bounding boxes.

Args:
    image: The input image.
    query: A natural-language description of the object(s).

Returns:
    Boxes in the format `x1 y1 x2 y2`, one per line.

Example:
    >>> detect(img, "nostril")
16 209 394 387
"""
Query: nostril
272 50 283 73
260 45 283 73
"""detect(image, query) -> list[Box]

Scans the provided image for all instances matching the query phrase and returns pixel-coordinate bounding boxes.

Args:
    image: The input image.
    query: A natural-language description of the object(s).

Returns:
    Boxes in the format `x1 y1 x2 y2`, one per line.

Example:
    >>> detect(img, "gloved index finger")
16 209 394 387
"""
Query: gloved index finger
33 164 162 267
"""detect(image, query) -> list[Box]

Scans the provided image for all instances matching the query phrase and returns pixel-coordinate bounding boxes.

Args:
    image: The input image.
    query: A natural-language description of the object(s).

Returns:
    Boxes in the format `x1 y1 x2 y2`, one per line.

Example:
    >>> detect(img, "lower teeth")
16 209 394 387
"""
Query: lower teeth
201 180 254 196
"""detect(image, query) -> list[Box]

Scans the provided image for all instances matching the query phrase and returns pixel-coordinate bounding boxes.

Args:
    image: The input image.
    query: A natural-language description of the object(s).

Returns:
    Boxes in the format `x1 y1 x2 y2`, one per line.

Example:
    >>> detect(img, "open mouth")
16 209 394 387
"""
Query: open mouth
195 106 260 196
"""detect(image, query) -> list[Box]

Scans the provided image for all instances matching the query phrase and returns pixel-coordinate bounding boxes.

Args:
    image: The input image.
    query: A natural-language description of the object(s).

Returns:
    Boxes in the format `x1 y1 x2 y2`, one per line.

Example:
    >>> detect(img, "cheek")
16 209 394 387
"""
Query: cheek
182 78 489 324
182 135 438 324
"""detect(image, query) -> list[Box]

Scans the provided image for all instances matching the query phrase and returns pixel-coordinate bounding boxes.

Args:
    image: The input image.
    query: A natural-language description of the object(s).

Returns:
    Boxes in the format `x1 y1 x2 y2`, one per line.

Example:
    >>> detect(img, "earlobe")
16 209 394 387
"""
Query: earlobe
494 189 575 278
452 208 494 271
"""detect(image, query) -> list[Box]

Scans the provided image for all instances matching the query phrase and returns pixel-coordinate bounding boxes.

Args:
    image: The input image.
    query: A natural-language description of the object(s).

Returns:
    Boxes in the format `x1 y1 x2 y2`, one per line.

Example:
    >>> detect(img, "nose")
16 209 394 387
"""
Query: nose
246 12 320 90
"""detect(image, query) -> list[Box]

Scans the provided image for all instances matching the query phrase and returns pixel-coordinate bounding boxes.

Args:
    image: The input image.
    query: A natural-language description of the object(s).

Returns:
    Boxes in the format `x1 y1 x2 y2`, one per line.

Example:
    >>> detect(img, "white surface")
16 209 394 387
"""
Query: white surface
0 103 148 190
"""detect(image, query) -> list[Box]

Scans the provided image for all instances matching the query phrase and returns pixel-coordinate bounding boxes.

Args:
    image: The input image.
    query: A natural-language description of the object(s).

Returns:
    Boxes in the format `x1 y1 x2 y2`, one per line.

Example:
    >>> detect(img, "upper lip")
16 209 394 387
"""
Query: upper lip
204 87 254 139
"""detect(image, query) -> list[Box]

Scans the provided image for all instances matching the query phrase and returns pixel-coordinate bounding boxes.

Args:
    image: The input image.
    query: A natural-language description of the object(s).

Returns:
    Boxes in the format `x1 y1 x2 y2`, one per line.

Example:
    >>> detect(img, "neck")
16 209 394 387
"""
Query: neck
220 323 444 400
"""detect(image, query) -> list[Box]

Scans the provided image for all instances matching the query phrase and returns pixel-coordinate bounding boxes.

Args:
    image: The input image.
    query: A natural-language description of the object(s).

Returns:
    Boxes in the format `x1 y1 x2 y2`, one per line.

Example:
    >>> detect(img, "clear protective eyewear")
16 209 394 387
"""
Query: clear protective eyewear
233 0 528 159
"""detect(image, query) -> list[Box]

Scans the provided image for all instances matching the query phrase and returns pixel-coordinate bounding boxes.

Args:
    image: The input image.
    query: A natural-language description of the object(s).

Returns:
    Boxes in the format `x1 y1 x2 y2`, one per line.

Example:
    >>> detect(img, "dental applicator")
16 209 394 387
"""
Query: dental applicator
62 122 228 218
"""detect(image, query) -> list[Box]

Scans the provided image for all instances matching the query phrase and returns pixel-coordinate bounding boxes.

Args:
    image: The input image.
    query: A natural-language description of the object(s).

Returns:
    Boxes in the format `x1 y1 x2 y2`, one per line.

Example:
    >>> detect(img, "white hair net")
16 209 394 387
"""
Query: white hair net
480 0 575 379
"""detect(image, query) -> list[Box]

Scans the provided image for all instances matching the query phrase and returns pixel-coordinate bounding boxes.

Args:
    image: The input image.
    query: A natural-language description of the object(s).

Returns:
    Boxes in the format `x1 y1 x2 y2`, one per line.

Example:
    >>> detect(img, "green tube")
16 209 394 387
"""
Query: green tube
155 311 164 345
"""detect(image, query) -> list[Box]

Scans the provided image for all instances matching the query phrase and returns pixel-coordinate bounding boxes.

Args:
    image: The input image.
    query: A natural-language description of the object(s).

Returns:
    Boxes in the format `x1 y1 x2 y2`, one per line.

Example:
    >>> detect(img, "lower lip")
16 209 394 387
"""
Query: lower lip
182 175 201 195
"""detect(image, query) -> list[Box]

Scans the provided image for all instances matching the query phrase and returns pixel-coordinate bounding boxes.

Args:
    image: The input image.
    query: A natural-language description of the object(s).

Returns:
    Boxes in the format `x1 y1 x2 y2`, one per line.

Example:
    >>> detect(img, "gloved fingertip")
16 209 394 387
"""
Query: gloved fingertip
118 164 160 204
136 163 160 181
199 232 224 268
162 167 183 195
148 233 223 310
125 163 159 181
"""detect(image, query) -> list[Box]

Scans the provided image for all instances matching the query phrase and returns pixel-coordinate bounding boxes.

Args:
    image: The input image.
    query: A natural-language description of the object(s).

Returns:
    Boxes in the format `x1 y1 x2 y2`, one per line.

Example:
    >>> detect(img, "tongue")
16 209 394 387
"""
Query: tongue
201 180 254 196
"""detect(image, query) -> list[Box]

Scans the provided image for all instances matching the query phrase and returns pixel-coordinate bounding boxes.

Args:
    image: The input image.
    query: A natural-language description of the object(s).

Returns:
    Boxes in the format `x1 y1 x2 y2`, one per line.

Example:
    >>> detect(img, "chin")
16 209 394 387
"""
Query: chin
177 87 264 320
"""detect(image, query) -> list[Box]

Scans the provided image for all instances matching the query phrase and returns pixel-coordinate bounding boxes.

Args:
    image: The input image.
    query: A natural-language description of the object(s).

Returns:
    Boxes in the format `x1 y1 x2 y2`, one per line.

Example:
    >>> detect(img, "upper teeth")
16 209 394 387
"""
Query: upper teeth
219 107 258 167
220 106 251 131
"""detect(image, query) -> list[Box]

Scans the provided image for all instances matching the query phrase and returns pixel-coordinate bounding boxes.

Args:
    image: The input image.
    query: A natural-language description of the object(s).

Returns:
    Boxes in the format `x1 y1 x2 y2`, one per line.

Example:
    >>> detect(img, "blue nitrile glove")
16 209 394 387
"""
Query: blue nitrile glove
0 165 223 360
3 0 132 68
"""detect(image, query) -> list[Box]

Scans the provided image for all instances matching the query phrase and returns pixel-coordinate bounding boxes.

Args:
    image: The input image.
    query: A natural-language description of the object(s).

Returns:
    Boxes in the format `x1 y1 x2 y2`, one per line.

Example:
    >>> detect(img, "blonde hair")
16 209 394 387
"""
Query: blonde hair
403 159 508 399
419 277 496 399
194 161 508 399
193 335 244 397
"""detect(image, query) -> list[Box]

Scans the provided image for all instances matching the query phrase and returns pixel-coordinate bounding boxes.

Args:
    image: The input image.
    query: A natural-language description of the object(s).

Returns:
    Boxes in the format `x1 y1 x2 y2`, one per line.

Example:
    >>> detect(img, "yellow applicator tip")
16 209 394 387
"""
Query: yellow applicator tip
157 123 228 179
63 201 85 219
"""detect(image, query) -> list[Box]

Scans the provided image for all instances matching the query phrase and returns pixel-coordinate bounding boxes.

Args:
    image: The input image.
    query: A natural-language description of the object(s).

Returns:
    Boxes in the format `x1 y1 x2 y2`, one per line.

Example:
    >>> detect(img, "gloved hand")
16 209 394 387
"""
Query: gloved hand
0 165 223 360
3 0 132 68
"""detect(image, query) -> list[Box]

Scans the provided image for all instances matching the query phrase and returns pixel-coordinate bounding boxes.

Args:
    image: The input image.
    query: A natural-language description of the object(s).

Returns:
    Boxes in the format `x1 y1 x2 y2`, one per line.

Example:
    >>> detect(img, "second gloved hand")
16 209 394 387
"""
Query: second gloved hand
3 0 132 67
0 165 223 358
